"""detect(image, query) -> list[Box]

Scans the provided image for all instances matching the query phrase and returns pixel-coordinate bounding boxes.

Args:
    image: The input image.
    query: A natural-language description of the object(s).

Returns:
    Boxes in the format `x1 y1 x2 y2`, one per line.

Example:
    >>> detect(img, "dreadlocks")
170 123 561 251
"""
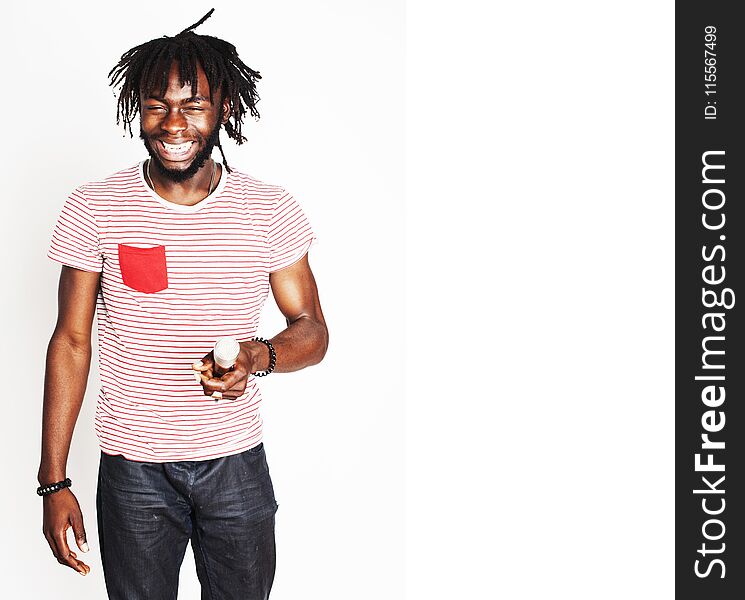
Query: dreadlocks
108 8 261 172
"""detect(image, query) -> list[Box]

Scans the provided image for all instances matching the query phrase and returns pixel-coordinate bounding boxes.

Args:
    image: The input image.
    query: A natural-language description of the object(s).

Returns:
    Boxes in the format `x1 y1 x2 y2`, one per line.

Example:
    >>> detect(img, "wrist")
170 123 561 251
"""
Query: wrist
242 341 270 372
251 337 277 376
38 467 67 486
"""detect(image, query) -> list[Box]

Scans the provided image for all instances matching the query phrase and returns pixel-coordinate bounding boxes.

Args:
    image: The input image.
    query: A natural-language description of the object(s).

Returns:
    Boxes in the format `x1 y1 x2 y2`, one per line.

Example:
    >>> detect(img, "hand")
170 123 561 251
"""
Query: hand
42 488 91 575
192 341 265 400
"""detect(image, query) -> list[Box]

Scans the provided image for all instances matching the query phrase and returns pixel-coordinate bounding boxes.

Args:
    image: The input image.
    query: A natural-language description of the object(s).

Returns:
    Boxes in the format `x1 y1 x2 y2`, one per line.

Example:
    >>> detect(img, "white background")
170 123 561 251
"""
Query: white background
405 2 672 598
0 0 673 598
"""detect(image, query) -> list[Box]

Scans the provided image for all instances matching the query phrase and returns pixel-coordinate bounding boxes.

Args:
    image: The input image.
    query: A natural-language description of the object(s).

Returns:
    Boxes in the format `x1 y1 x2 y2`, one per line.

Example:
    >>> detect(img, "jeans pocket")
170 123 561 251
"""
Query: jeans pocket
100 451 154 492
118 243 169 293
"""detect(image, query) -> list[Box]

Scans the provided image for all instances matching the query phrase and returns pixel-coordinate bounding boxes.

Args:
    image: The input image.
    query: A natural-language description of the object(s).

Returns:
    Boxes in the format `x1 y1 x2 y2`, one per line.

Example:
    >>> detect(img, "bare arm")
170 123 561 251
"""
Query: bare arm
39 265 100 576
197 253 329 396
262 252 328 371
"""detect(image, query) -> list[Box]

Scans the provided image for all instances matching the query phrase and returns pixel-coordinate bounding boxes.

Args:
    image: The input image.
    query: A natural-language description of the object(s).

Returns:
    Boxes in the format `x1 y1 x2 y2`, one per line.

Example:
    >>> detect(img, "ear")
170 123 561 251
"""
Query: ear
221 96 231 125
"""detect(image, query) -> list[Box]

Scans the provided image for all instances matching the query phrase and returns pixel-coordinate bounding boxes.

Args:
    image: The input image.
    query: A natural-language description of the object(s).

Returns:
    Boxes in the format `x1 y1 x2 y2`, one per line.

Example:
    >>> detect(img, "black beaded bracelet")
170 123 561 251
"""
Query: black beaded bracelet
37 478 72 497
252 336 276 377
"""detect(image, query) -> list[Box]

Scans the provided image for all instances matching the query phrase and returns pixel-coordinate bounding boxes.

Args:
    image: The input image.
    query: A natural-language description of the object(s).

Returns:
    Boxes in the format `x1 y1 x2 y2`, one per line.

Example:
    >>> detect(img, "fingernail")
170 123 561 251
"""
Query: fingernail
81 542 90 553
192 360 203 370
194 372 202 383
211 391 222 400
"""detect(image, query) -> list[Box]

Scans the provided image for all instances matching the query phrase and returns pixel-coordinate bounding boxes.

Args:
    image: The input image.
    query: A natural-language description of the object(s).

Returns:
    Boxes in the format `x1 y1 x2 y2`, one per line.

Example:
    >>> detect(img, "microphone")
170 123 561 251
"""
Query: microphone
210 337 240 400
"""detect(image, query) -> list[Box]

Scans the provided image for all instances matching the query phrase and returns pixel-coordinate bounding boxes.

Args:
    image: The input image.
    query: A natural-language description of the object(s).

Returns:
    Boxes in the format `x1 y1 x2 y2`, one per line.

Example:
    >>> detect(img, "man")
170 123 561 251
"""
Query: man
37 9 328 599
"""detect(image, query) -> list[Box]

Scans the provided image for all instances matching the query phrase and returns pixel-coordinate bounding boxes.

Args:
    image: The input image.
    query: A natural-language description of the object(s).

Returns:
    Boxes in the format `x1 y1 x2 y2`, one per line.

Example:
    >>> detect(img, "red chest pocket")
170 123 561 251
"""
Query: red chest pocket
117 244 169 293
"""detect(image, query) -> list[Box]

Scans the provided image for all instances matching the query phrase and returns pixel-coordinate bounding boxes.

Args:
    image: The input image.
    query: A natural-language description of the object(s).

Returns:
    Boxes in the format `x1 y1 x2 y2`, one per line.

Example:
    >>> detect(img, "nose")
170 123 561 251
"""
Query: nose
161 108 187 135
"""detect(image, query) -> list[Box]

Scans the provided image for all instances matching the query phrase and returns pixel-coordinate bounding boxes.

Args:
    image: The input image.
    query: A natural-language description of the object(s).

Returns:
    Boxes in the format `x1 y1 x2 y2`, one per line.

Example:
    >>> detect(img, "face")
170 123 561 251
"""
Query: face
139 61 230 182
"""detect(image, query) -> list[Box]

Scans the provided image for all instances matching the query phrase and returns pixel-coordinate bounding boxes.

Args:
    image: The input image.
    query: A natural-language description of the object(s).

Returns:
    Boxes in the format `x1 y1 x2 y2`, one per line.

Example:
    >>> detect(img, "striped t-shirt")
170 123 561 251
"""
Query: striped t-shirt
47 160 318 462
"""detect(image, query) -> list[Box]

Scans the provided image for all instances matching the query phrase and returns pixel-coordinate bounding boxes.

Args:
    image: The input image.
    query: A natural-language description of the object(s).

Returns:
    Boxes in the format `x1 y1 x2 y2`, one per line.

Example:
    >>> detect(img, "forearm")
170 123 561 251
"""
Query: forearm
38 335 92 484
245 316 328 374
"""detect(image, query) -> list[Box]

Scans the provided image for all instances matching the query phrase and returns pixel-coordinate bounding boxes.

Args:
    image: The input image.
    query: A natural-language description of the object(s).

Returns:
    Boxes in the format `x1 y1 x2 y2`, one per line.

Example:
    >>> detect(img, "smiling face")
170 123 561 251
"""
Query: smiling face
139 60 230 182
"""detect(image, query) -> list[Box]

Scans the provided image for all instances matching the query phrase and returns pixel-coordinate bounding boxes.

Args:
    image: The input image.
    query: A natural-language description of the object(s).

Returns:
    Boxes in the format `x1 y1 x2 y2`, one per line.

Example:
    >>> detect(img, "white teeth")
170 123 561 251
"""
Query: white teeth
162 141 192 153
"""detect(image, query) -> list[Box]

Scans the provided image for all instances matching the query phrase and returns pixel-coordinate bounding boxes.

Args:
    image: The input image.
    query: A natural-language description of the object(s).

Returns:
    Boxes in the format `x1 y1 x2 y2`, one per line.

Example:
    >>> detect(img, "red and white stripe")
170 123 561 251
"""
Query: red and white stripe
47 160 317 462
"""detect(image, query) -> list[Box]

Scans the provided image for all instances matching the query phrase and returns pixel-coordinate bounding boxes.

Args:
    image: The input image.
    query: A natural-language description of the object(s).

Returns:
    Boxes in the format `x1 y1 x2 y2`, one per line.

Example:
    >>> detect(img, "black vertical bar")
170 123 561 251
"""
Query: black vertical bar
677 6 744 597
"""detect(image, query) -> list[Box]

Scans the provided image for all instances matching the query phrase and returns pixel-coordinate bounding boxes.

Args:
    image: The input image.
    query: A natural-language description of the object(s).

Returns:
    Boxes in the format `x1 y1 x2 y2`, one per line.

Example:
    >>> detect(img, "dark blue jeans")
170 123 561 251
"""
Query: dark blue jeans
96 444 279 600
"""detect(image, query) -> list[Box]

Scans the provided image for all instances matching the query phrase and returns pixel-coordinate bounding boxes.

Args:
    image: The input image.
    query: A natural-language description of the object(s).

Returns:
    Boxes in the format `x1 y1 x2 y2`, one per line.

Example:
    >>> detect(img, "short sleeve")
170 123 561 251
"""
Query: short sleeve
47 187 103 273
268 188 318 273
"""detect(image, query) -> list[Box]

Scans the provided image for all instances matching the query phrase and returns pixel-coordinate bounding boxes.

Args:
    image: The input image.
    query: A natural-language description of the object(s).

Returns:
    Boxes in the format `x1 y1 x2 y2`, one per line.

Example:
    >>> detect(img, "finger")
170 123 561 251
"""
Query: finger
67 551 91 574
193 367 211 383
53 528 89 574
193 359 214 384
192 359 213 372
61 522 90 574
197 369 214 384
202 377 225 393
207 368 243 390
210 382 247 400
193 351 215 370
221 381 248 399
205 369 249 399
71 555 90 575
70 510 90 553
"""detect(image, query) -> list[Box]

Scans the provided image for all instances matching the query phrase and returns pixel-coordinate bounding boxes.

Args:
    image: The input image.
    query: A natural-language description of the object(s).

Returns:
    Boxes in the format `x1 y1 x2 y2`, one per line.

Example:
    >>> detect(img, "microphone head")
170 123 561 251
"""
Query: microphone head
214 337 240 369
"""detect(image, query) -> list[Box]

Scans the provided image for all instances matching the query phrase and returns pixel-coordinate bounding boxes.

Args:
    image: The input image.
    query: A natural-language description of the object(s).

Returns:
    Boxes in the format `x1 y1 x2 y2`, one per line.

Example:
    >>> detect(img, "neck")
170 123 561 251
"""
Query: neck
146 158 220 205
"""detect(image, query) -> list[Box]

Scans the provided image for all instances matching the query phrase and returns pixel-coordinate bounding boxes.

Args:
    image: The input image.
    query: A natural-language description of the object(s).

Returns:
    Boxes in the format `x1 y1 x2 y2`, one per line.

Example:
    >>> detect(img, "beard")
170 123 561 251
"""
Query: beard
140 119 222 183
